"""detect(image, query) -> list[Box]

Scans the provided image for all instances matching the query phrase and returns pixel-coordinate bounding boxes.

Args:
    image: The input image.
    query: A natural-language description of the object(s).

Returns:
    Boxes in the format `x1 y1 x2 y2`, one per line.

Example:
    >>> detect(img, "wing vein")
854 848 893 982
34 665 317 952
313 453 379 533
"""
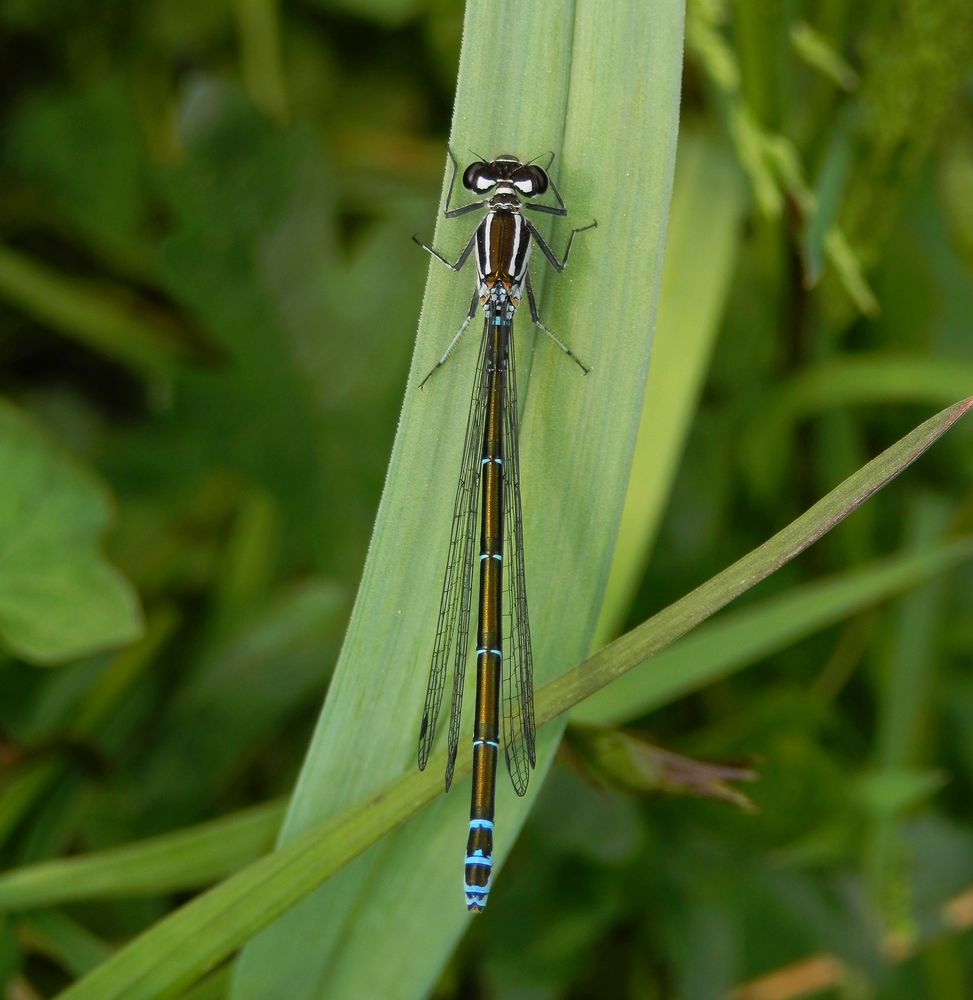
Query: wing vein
500 326 536 796
418 319 490 790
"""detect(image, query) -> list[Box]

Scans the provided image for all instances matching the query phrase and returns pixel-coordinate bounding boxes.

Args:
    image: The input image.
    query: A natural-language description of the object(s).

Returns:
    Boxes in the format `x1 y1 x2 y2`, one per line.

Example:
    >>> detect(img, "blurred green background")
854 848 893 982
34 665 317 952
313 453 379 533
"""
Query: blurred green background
1 0 973 997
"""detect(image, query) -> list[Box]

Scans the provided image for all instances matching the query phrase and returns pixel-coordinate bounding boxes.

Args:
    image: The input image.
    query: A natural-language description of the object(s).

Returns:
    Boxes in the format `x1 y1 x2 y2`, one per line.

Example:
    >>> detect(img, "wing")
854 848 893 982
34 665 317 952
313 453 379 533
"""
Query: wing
418 320 490 790
500 327 536 797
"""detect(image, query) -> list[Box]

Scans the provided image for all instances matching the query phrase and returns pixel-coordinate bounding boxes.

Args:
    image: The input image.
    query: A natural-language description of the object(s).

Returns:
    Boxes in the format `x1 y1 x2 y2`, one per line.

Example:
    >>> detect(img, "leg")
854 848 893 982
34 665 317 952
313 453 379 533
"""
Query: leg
444 145 486 219
525 271 589 374
524 200 567 217
419 290 480 389
413 228 477 272
524 218 597 273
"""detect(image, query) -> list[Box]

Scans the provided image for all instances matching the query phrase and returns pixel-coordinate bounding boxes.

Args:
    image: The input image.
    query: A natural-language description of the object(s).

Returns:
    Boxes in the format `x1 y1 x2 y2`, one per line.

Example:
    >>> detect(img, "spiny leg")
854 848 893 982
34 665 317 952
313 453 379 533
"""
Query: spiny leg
524 218 598 273
526 154 570 217
411 148 482 270
418 290 480 389
412 229 477 273
524 271 589 374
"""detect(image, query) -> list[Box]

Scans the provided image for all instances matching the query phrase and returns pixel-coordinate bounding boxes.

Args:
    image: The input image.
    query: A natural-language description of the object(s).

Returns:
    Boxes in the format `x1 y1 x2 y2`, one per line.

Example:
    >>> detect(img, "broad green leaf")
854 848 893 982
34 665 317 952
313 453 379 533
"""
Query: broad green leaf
0 400 142 664
233 2 687 998
594 128 745 644
58 398 972 1000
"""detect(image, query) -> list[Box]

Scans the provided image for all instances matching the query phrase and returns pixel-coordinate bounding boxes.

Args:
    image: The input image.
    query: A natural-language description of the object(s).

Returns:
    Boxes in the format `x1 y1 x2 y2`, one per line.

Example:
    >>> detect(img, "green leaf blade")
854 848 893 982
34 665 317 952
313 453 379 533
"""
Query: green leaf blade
232 2 687 997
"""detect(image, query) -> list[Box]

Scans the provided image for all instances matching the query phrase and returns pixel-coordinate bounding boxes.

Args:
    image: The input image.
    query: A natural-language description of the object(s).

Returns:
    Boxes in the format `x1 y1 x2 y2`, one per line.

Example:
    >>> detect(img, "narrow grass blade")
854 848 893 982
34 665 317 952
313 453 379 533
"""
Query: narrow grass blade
0 801 285 912
0 245 212 375
577 535 973 725
544 397 973 719
743 354 973 502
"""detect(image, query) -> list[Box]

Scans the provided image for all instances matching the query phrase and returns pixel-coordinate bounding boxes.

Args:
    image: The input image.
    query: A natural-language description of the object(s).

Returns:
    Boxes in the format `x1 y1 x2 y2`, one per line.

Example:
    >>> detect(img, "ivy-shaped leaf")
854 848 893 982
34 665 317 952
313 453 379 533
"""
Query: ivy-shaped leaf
0 400 143 664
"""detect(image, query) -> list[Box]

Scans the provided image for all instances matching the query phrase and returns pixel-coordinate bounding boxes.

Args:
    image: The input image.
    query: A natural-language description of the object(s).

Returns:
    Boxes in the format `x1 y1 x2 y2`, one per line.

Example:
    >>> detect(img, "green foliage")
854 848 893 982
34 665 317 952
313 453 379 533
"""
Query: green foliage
0 401 142 663
7 399 965 1000
1 0 972 998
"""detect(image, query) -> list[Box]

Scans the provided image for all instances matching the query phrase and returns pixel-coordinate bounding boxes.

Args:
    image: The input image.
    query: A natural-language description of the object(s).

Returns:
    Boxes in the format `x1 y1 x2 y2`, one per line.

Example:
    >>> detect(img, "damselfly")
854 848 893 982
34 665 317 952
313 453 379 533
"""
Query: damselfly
415 148 595 911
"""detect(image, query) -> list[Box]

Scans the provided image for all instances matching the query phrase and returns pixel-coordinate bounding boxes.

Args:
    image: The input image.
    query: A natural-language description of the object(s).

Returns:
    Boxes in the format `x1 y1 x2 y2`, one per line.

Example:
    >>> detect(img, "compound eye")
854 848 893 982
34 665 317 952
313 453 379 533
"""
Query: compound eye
462 162 496 193
511 165 549 197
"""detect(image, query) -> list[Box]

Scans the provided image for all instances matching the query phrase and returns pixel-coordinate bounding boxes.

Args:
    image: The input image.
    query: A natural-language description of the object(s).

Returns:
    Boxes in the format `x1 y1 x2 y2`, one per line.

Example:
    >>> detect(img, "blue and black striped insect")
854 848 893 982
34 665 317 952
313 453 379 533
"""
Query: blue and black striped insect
415 148 595 911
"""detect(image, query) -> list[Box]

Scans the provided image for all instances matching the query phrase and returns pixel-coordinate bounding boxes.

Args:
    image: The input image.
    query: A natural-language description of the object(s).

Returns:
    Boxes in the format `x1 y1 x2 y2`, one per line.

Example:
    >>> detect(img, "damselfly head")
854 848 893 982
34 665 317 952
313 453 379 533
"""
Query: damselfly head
462 156 549 198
